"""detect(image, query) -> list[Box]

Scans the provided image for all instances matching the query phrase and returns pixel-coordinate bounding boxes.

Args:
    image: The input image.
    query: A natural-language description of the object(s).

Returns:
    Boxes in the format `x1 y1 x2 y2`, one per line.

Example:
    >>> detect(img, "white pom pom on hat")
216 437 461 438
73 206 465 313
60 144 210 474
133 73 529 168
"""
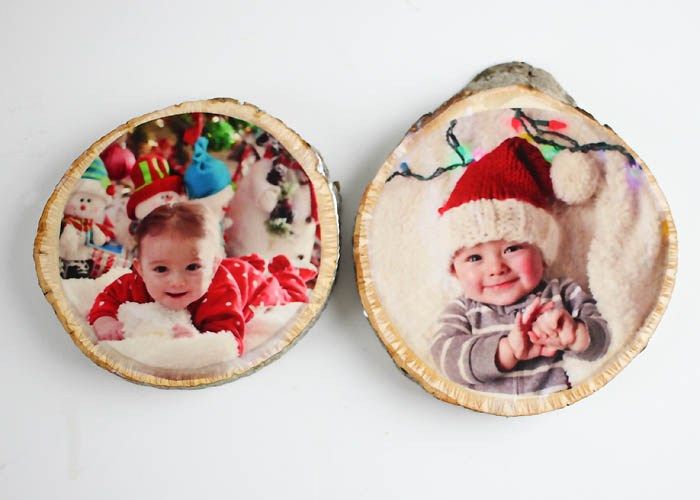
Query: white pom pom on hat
550 149 601 204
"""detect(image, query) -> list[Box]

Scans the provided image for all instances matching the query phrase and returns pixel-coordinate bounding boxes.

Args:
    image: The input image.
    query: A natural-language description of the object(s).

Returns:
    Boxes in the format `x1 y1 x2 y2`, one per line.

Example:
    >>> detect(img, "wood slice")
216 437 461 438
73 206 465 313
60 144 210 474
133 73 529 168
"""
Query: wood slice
354 62 676 416
35 99 340 388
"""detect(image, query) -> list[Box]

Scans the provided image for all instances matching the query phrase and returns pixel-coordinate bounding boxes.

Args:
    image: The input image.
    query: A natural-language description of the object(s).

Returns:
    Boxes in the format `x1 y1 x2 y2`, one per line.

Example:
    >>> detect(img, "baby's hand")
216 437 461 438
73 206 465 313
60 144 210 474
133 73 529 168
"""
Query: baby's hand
506 298 557 361
172 324 198 339
93 316 125 341
530 308 570 348
529 308 591 353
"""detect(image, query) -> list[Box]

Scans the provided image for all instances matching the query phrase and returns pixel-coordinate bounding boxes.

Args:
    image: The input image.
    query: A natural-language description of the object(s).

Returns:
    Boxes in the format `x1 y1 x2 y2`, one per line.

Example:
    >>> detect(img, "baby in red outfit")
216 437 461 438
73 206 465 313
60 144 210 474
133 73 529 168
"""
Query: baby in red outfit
88 202 313 354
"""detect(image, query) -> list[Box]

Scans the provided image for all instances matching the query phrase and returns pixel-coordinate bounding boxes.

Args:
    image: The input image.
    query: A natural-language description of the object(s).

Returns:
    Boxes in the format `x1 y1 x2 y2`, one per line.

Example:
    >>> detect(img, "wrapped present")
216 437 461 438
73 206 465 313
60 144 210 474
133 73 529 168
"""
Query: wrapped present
90 247 131 278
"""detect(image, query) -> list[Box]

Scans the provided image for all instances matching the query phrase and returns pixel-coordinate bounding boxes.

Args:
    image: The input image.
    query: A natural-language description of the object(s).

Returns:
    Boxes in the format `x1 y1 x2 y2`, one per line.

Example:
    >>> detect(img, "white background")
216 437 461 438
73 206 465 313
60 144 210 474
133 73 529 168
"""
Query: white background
1 1 697 499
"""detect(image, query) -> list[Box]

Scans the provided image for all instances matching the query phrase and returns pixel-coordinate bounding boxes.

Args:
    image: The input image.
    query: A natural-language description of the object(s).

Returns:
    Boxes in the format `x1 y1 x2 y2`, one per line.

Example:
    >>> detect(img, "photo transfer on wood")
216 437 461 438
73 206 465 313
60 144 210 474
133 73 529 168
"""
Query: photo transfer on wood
354 62 676 416
35 99 340 387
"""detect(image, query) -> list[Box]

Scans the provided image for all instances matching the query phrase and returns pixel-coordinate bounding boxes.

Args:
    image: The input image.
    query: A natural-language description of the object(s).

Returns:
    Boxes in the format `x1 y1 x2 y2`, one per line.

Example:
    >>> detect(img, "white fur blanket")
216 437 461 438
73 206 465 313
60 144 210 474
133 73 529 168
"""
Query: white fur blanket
61 268 303 372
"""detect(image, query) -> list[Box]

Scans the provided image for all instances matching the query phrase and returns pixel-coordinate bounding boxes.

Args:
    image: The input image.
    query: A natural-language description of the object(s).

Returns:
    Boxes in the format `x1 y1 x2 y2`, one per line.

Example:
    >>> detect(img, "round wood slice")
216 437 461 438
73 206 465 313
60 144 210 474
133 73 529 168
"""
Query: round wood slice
35 99 340 388
354 62 676 416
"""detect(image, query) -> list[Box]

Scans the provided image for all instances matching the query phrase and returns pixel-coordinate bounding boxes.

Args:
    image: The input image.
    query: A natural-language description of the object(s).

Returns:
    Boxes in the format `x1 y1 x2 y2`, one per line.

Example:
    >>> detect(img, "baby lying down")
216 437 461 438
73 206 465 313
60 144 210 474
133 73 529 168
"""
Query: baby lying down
88 202 314 356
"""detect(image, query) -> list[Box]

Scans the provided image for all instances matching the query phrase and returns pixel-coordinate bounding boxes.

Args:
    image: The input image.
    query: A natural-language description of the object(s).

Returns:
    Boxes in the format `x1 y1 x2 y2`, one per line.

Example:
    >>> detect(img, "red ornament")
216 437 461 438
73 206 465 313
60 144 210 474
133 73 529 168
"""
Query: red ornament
510 117 522 131
183 113 205 145
101 143 136 181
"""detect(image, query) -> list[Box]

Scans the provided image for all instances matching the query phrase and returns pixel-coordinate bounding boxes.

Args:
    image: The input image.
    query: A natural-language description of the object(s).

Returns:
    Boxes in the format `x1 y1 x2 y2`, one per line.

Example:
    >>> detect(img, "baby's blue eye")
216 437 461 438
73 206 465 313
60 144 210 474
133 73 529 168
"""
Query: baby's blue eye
154 266 168 273
186 263 201 271
466 254 481 263
504 245 523 254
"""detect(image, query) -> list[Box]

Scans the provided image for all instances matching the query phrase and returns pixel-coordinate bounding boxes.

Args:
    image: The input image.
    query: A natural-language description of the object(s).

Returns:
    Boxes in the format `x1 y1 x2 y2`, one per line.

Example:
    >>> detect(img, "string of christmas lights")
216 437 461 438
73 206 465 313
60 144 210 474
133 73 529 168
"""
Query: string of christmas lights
385 109 638 183
385 120 472 182
511 108 637 166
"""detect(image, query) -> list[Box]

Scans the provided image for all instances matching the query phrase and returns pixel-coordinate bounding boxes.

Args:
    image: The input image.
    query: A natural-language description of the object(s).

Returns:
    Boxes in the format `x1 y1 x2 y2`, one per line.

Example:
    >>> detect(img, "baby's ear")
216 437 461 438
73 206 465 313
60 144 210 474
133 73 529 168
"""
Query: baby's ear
132 259 142 276
449 247 466 275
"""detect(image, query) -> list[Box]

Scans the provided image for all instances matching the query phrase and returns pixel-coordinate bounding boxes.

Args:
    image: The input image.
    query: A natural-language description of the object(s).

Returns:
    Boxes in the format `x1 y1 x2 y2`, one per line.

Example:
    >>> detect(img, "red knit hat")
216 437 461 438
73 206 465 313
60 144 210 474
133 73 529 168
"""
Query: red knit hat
438 137 560 264
126 153 183 220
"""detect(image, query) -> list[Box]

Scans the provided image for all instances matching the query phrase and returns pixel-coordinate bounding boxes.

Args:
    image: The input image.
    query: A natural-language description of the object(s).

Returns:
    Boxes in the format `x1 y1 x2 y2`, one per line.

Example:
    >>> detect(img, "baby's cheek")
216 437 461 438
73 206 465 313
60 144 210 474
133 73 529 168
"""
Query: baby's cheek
457 270 482 295
142 273 165 298
520 257 544 283
142 279 158 297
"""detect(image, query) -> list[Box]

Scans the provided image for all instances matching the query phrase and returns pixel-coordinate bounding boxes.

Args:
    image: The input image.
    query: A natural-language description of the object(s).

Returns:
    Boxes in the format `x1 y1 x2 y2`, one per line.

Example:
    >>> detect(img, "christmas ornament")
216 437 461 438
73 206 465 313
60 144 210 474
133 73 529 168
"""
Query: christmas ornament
101 141 136 181
35 99 340 388
204 118 237 151
354 62 676 416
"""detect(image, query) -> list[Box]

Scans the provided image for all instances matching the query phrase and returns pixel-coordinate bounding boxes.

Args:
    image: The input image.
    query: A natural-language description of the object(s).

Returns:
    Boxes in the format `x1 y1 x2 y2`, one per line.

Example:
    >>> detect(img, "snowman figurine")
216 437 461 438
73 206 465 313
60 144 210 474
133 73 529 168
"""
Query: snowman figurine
225 144 317 268
183 137 234 232
126 152 183 221
60 158 115 279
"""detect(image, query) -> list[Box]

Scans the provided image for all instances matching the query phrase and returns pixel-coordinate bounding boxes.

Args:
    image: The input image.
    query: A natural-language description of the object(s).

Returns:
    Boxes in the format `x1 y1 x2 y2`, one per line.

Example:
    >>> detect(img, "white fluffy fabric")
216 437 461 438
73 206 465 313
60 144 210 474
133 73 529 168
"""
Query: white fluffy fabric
563 152 664 383
101 333 239 372
117 302 199 339
100 302 239 371
551 149 601 204
61 270 305 374
61 267 132 319
244 302 303 351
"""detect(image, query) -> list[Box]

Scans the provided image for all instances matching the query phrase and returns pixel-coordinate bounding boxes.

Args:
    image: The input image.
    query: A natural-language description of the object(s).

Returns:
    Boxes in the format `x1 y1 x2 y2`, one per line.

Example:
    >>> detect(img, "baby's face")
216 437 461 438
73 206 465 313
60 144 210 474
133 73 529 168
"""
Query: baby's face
452 240 544 306
134 231 220 310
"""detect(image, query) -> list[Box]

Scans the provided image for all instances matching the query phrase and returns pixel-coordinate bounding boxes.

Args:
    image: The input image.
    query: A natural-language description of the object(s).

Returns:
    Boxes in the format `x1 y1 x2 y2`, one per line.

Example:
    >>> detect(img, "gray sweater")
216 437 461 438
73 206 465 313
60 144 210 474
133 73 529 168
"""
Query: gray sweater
430 279 610 396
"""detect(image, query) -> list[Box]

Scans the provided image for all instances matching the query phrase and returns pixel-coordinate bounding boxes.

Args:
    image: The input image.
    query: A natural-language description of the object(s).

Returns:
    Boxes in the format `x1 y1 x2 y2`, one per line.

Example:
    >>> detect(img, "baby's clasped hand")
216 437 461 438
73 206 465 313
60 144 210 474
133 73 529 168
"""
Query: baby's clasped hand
509 298 559 360
497 298 558 371
529 306 591 353
172 324 198 339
